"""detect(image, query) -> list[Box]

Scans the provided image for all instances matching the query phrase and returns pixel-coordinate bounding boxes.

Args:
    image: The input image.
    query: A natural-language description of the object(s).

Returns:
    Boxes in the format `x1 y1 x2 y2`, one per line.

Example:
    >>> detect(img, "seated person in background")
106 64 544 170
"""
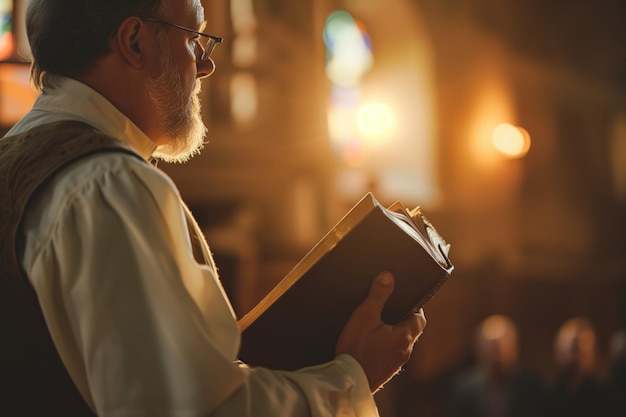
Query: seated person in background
543 316 616 417
444 314 544 417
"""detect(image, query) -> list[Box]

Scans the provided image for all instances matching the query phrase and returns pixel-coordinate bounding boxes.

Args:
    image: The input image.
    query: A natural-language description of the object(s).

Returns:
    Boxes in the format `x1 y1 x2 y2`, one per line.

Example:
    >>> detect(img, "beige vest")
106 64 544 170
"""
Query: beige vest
0 120 213 416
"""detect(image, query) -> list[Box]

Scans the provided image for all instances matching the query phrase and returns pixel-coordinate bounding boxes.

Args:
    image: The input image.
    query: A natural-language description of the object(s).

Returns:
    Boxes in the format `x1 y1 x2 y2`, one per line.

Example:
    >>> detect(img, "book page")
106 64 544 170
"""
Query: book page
385 202 451 268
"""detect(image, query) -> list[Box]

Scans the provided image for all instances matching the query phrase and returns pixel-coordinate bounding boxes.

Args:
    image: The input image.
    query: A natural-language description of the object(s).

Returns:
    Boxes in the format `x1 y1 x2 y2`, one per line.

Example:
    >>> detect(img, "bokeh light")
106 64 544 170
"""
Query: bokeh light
323 11 372 87
0 0 14 61
357 102 397 142
492 123 531 158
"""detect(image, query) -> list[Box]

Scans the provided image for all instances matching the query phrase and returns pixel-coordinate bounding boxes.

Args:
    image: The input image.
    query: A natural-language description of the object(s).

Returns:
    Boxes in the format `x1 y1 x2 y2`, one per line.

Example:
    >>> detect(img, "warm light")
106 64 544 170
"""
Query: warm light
230 72 258 124
327 104 357 144
232 35 257 68
0 64 37 125
327 100 396 165
327 102 367 167
491 123 531 158
467 58 517 170
357 102 396 142
324 5 439 205
230 0 257 33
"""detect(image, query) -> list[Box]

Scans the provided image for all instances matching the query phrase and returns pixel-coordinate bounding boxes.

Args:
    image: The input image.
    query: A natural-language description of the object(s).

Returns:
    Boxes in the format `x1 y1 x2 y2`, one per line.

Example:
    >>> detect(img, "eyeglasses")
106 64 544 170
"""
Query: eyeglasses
140 16 223 62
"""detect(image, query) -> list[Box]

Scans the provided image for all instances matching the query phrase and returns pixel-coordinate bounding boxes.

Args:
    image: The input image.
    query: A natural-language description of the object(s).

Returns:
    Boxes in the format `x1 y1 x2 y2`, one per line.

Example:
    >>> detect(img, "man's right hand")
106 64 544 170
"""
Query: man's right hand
335 271 427 393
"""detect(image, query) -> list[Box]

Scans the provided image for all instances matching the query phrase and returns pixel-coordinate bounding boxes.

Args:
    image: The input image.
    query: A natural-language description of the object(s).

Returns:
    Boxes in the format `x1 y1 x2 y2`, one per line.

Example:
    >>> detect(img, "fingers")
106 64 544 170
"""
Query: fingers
413 308 427 338
362 272 426 340
416 308 426 328
362 271 395 317
401 308 427 343
335 272 428 393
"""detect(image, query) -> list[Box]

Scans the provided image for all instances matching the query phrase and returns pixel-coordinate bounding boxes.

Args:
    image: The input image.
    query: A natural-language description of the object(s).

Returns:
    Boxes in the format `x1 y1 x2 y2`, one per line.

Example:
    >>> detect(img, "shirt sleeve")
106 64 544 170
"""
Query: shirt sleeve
21 153 379 417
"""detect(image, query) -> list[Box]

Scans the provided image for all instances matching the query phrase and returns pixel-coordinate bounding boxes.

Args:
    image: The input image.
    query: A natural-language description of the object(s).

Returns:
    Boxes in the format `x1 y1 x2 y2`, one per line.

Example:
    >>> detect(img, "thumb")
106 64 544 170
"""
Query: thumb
362 271 395 316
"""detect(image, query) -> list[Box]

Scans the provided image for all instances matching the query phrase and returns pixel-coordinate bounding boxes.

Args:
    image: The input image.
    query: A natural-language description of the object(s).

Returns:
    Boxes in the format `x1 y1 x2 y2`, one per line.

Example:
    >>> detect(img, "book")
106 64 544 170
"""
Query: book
237 192 453 370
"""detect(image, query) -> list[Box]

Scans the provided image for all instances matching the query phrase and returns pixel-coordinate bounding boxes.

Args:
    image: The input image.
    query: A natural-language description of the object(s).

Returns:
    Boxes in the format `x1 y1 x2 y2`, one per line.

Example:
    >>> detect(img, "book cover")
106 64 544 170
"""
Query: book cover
237 192 453 370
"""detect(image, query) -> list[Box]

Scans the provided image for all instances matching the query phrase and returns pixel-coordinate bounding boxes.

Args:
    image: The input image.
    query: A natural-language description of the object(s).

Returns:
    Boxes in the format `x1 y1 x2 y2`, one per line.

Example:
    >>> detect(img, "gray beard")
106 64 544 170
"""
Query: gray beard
148 39 208 163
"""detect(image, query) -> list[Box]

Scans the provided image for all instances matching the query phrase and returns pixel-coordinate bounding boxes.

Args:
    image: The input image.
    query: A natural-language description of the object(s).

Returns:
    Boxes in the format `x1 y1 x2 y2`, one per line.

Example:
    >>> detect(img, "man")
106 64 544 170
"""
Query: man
0 0 426 416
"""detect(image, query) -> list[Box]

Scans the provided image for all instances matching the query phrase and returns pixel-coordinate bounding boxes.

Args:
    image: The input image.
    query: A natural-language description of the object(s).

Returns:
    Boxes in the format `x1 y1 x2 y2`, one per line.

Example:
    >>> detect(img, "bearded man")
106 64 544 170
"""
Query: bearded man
0 1 426 416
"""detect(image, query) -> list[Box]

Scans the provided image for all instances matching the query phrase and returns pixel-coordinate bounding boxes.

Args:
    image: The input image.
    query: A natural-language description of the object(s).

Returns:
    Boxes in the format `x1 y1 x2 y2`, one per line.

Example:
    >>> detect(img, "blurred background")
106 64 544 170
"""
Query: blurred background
1 0 625 415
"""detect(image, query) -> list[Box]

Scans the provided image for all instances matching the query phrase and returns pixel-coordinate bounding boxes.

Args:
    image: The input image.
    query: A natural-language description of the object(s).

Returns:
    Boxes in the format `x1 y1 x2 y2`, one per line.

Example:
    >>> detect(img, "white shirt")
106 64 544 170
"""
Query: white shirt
8 77 378 417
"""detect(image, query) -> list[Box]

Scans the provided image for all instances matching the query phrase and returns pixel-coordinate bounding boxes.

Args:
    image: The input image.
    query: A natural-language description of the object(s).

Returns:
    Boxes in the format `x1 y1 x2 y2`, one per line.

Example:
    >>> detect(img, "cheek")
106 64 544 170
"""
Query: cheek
171 61 197 96
173 41 198 70
180 52 200 90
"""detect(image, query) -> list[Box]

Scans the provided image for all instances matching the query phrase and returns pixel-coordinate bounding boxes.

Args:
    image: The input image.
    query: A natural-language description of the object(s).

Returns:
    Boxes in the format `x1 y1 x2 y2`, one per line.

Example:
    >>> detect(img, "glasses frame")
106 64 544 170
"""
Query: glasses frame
139 16 223 61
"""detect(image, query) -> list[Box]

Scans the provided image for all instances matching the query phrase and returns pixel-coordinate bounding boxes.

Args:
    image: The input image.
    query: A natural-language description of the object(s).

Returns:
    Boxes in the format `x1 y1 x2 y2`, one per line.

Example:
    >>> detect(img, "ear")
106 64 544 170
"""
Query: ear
114 16 147 69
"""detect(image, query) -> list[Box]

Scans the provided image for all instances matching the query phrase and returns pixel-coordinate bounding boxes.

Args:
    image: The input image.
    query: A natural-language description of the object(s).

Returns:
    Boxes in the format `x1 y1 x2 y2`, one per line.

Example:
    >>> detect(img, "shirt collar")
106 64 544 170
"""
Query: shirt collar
33 77 157 160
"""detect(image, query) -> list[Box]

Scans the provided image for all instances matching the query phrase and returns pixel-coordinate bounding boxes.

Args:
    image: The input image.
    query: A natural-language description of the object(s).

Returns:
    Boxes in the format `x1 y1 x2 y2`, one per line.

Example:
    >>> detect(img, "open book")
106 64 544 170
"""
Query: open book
237 192 453 370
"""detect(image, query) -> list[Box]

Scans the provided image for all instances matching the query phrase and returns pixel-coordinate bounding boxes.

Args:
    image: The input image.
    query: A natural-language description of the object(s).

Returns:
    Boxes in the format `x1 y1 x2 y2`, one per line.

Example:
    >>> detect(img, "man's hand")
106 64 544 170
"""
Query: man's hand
335 271 427 393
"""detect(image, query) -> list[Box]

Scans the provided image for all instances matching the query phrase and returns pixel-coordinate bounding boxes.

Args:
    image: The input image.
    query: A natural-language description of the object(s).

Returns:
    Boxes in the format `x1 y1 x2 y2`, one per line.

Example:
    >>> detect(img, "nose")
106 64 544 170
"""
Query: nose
197 57 216 79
